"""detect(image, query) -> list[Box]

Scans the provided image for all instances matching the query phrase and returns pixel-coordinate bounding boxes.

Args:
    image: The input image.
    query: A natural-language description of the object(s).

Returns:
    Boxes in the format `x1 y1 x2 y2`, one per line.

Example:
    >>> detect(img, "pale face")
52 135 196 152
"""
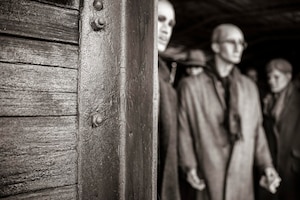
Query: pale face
216 28 246 64
186 67 203 76
267 69 291 93
157 1 175 53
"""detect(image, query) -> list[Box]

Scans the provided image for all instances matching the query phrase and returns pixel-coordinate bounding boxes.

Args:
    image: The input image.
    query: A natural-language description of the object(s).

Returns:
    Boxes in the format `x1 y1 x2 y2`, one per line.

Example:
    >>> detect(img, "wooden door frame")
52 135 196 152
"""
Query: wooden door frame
78 0 158 199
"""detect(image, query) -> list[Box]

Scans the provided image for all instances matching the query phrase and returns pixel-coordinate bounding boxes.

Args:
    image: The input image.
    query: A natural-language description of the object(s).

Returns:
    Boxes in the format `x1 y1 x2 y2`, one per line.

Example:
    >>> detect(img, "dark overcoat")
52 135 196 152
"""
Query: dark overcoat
158 57 180 200
259 83 300 200
177 67 273 200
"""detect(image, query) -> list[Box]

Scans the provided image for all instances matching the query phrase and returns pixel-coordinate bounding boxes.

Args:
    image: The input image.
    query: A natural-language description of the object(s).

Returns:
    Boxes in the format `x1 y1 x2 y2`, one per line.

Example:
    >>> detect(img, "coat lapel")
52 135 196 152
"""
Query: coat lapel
276 83 294 125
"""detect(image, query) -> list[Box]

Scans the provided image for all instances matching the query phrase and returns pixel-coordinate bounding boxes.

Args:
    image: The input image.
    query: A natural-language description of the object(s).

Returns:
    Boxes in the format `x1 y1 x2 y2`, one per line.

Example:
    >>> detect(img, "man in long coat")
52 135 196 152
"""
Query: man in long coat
258 58 300 200
157 1 180 200
177 24 280 200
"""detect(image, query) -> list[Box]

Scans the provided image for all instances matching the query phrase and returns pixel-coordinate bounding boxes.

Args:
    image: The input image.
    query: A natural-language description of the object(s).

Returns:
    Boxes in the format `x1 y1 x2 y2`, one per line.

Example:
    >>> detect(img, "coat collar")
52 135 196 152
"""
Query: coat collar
263 82 295 122
204 60 242 109
158 56 171 82
276 83 297 123
204 60 242 82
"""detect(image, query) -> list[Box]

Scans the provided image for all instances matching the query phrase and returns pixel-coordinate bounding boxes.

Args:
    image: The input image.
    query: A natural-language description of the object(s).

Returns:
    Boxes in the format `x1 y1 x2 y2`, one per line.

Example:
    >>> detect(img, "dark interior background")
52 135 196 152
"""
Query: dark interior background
164 0 300 83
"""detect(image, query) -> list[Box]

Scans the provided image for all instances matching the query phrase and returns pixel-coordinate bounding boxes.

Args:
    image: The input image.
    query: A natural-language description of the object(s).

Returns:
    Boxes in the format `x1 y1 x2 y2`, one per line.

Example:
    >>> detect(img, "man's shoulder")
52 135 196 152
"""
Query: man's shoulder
238 73 258 90
177 73 208 90
236 73 262 102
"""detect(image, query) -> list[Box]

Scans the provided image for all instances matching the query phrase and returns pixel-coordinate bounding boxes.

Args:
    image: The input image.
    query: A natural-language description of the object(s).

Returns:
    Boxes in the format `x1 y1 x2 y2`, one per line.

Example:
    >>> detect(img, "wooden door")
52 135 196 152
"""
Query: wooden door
0 0 156 199
0 0 79 199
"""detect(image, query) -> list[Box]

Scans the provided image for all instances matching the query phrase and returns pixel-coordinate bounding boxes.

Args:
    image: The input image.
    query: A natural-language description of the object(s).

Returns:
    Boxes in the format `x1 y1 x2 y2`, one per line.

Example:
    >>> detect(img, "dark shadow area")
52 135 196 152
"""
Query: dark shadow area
166 0 300 85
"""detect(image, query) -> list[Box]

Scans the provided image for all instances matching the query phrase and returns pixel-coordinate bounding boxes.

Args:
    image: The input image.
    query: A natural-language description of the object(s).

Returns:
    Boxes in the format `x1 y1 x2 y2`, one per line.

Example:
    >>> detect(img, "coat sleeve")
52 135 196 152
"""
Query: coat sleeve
177 80 198 174
253 85 274 174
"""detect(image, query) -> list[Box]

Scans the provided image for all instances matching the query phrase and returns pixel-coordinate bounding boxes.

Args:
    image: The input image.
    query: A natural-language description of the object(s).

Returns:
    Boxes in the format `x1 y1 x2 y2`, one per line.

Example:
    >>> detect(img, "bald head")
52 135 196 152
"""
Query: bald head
211 24 246 65
212 24 244 43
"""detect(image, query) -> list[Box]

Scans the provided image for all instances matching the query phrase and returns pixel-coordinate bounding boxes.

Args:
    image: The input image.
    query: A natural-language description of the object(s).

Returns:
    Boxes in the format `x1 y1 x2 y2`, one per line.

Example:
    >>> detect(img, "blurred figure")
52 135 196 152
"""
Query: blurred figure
259 58 300 200
173 49 206 89
157 1 180 200
245 66 258 83
176 49 206 199
244 66 268 104
177 24 280 200
184 49 206 76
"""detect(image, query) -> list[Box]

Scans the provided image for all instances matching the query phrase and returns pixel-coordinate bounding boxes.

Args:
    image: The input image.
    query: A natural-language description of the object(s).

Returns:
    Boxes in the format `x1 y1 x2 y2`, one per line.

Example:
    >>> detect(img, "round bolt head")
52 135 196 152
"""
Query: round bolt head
93 0 103 11
91 17 105 31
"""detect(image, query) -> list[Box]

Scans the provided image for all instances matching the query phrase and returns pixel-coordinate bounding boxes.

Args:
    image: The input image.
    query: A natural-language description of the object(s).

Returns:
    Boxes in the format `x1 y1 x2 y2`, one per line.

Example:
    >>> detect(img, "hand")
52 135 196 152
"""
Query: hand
187 168 206 191
259 167 281 194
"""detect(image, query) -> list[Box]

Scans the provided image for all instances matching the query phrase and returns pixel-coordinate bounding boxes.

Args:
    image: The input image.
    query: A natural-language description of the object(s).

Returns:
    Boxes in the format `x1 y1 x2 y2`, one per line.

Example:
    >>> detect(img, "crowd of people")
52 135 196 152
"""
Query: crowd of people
157 0 300 200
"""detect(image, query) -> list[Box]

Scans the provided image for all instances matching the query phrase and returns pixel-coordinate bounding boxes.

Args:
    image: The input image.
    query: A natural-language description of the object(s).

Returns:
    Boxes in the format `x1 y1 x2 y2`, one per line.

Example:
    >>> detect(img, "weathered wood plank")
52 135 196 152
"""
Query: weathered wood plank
0 36 78 69
124 0 156 198
0 91 77 116
0 63 77 92
32 0 80 10
0 0 79 44
0 185 77 200
0 116 77 197
0 150 77 197
0 116 77 156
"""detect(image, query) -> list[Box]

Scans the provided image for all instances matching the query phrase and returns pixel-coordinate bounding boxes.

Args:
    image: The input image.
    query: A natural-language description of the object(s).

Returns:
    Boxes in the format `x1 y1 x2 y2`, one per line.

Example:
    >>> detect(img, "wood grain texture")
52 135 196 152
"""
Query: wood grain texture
0 0 79 43
124 0 156 199
0 36 78 69
32 0 80 10
0 151 77 197
0 185 77 200
0 90 77 116
0 116 77 156
0 62 77 92
0 117 77 197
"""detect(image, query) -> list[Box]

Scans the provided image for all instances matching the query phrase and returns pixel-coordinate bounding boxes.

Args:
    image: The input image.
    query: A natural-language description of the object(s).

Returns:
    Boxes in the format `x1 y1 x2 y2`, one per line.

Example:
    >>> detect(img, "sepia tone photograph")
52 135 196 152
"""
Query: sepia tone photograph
1 0 300 199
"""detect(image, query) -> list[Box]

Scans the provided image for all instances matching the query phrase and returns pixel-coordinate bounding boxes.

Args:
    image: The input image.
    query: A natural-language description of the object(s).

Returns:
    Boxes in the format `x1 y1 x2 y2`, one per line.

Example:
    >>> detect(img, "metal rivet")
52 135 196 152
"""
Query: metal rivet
93 0 103 11
92 113 103 128
91 17 105 31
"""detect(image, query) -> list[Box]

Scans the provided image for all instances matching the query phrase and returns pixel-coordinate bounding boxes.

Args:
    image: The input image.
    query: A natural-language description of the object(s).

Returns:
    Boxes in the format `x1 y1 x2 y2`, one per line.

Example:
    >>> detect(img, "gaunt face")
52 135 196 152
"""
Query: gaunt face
267 69 291 93
215 27 247 64
157 1 175 53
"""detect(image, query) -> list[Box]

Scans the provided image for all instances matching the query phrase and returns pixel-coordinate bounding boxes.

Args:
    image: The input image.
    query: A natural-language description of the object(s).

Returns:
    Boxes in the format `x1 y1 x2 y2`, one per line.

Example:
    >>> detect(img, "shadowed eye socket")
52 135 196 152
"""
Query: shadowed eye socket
158 15 176 28
169 20 176 27
218 39 248 49
158 15 166 22
267 74 279 81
